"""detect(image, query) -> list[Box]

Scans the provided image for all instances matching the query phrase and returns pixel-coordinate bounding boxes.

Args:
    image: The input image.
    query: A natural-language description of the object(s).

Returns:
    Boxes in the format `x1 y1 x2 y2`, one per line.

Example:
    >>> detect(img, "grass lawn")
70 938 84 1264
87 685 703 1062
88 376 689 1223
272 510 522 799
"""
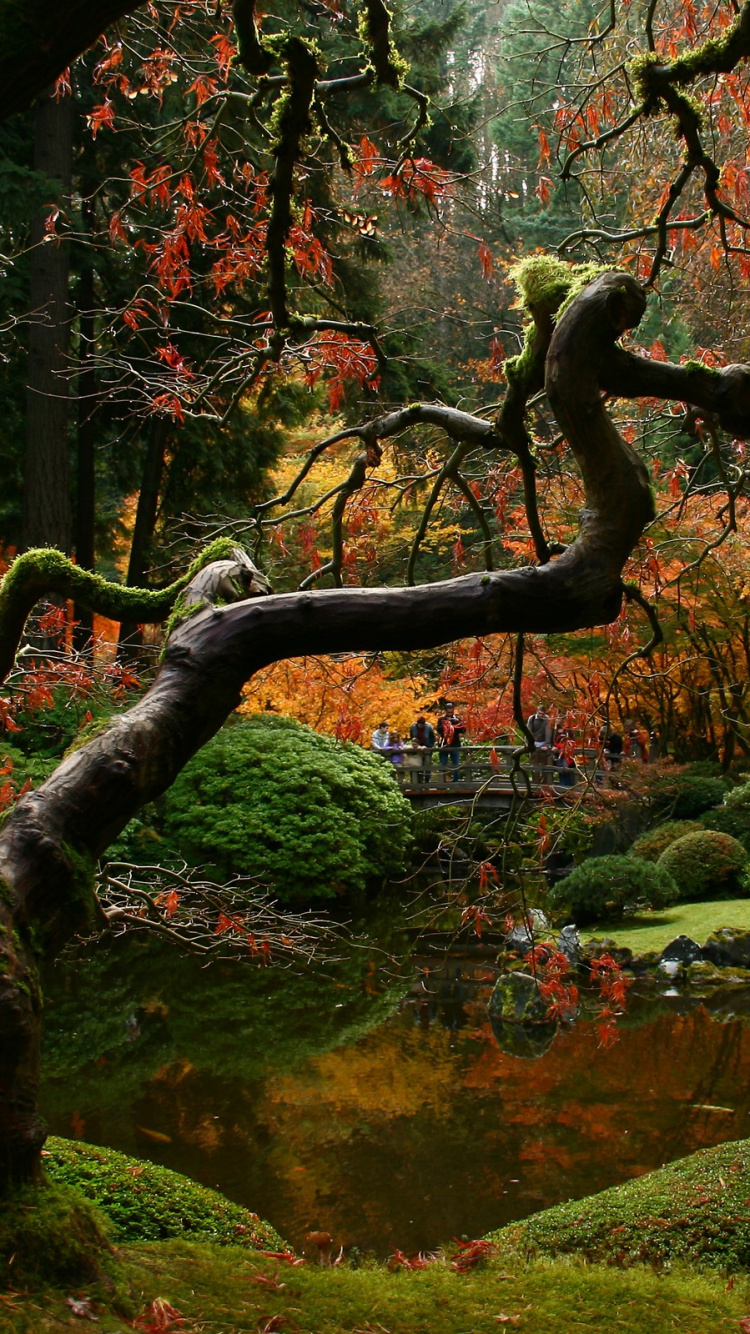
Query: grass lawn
585 897 750 953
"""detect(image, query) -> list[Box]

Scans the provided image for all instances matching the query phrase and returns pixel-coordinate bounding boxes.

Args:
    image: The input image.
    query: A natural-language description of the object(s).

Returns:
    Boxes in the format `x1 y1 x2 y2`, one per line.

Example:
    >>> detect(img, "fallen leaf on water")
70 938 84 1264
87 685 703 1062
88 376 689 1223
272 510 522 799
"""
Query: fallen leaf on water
136 1126 173 1144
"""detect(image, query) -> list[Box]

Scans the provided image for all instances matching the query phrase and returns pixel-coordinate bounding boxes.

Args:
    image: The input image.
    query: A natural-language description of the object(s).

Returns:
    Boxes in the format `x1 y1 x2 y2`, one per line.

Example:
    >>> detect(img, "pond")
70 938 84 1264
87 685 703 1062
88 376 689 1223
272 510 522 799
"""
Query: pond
39 919 750 1258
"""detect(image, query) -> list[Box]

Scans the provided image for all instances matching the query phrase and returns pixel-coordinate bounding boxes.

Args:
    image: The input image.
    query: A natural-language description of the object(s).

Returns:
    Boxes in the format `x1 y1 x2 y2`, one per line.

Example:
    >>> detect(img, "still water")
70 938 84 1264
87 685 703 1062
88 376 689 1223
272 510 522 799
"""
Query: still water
40 926 750 1257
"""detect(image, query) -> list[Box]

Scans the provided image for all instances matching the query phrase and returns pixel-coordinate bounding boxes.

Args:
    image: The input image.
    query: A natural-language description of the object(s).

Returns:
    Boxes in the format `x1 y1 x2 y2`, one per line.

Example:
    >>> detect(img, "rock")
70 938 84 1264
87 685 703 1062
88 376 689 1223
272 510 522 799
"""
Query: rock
658 958 680 979
489 971 552 1026
703 929 750 968
660 935 703 966
556 924 581 967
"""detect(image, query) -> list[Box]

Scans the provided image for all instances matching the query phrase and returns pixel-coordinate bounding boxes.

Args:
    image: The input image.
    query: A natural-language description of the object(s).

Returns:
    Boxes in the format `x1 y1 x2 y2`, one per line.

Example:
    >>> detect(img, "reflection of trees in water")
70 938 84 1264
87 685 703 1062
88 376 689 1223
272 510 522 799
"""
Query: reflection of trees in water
39 930 750 1256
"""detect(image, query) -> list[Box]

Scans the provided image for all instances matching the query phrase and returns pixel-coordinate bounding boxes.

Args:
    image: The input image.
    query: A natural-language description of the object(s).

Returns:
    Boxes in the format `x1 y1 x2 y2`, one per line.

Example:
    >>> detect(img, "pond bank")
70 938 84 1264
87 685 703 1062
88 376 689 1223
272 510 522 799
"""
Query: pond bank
5 1137 750 1333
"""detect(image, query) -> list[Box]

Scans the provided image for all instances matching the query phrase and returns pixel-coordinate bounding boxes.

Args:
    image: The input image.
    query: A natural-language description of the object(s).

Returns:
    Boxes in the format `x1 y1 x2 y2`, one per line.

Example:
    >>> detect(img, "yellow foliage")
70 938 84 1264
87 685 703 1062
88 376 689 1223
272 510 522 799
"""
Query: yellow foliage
240 655 434 743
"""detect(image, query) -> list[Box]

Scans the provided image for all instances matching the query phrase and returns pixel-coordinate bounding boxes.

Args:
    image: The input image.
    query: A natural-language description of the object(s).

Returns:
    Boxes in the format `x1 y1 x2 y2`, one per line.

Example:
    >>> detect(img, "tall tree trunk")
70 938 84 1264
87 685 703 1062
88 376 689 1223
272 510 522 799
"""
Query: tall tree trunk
74 198 97 647
22 87 73 554
117 420 168 658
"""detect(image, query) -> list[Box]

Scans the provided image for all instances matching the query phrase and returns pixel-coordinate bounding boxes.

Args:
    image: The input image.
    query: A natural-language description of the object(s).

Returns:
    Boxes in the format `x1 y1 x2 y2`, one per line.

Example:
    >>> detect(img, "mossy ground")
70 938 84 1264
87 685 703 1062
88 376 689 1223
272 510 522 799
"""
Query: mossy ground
490 1140 750 1271
3 1241 748 1333
4 1140 750 1331
43 1137 283 1248
586 898 750 952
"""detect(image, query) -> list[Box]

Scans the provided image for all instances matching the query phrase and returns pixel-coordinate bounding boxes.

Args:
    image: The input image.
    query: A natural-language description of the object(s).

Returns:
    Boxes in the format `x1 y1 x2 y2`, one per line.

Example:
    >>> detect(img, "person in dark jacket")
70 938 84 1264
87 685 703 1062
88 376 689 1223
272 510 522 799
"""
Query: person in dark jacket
409 715 435 782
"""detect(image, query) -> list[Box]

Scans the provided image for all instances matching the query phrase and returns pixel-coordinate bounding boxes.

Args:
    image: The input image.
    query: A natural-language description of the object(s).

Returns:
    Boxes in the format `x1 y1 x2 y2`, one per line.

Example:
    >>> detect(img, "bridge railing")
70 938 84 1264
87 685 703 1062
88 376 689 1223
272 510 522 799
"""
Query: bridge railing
374 744 622 793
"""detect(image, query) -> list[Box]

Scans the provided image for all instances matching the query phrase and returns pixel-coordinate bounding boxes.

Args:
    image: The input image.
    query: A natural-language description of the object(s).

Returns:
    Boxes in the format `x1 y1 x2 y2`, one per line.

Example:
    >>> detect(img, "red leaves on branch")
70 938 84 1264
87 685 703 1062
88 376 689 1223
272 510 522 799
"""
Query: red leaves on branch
86 99 116 139
478 240 494 281
379 157 453 207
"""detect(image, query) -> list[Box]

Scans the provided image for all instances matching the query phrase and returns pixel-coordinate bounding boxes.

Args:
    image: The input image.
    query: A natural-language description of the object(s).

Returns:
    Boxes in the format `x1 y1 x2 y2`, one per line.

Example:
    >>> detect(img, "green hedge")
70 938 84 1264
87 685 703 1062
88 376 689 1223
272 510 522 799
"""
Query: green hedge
629 820 704 863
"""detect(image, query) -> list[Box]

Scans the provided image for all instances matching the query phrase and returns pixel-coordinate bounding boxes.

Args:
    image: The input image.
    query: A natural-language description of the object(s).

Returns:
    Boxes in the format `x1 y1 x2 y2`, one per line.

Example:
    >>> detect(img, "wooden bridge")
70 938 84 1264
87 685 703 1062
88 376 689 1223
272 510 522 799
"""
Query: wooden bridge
379 744 617 808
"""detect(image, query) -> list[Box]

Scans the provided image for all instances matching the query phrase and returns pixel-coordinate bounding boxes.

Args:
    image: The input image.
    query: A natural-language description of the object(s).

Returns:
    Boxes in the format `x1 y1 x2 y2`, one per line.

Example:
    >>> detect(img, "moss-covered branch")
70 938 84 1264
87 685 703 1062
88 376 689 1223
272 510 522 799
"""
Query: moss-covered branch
0 538 241 687
359 0 408 88
266 39 319 331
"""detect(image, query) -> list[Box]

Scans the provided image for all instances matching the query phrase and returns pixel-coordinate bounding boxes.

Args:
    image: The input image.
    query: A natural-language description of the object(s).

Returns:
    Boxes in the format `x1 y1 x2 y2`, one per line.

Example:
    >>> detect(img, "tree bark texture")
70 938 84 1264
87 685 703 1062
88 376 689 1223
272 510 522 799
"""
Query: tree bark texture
22 87 73 553
2 273 750 1190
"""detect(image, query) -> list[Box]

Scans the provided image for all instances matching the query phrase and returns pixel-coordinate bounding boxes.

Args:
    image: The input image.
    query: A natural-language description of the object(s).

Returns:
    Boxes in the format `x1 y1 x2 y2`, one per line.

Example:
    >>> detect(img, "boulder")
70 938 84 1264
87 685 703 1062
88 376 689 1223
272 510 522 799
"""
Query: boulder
489 971 554 1026
556 923 581 967
702 929 750 968
660 935 703 966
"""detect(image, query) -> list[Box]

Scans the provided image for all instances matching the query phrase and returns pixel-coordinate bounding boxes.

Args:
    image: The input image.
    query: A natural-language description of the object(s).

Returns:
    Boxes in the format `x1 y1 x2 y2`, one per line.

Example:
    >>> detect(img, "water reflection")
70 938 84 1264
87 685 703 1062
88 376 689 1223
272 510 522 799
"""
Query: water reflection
40 934 750 1257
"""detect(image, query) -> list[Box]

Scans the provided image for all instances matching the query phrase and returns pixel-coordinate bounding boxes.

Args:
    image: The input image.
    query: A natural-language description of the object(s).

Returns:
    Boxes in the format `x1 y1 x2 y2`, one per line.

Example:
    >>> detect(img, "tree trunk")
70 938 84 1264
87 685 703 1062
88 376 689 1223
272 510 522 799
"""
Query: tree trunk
74 199 97 647
22 87 73 554
0 1 148 123
117 419 168 658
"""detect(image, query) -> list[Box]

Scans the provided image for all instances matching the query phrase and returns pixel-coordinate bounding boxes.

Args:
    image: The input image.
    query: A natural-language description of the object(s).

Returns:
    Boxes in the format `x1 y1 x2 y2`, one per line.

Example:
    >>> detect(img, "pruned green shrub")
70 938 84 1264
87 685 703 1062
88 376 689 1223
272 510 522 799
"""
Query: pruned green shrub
164 715 413 901
658 829 749 901
629 820 704 863
650 774 728 820
548 854 679 925
701 779 750 849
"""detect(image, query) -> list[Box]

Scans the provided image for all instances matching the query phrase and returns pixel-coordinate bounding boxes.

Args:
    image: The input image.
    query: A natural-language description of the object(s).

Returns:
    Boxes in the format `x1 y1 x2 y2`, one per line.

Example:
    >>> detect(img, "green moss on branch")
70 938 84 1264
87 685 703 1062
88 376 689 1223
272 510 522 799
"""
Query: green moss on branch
0 537 239 688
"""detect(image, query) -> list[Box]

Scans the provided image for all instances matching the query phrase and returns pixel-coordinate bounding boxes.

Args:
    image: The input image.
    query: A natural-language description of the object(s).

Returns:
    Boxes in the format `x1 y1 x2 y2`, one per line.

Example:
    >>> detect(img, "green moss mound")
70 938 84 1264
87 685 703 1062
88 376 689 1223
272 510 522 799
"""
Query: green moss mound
489 1140 750 1270
164 714 413 901
629 819 704 862
44 1137 284 1249
0 1179 116 1286
658 829 749 901
548 854 679 925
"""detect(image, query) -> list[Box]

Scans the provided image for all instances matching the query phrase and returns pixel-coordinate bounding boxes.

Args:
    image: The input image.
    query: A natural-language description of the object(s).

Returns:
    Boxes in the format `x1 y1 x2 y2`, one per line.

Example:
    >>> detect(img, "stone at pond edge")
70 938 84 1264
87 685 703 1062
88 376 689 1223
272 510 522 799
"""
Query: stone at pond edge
488 971 559 1056
489 971 551 1026
660 935 703 966
702 928 750 968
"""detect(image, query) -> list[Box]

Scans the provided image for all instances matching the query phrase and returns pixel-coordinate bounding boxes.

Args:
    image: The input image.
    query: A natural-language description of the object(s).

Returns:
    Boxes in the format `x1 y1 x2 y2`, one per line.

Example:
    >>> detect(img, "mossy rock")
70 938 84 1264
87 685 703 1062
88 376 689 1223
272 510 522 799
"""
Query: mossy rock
488 972 558 1058
44 1137 285 1249
488 1139 750 1270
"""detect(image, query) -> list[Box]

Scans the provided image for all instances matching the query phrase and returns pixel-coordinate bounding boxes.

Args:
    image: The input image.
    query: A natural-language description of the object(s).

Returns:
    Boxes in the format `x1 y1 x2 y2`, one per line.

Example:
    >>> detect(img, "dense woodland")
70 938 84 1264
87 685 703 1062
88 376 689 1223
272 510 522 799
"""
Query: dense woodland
2 0 750 1196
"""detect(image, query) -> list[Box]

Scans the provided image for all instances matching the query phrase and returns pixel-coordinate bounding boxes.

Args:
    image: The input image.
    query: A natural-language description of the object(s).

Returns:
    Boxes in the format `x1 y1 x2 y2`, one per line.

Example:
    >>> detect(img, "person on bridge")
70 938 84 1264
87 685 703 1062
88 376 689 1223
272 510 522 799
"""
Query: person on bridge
437 704 465 782
527 703 552 779
371 720 391 752
387 730 406 765
409 715 436 783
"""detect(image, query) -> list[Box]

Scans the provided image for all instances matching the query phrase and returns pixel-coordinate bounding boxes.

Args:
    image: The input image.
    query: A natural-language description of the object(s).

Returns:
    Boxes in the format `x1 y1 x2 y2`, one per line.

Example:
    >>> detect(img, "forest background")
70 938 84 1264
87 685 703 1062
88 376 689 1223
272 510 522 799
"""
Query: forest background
3 0 750 781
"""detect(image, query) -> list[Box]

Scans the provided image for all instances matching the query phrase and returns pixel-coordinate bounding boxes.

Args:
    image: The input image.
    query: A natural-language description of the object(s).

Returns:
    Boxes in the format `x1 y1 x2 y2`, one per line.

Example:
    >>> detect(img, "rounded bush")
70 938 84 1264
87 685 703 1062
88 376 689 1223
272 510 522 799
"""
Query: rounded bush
651 774 727 820
164 715 413 901
630 820 704 863
658 829 749 902
548 854 679 925
701 779 750 848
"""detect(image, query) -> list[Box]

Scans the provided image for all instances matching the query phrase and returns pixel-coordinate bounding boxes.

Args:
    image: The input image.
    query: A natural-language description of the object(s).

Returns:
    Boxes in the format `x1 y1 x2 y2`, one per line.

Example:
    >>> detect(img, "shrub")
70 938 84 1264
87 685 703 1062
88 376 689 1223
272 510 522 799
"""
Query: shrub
701 779 750 849
650 774 728 820
629 820 704 863
658 829 749 901
548 854 679 925
164 715 413 901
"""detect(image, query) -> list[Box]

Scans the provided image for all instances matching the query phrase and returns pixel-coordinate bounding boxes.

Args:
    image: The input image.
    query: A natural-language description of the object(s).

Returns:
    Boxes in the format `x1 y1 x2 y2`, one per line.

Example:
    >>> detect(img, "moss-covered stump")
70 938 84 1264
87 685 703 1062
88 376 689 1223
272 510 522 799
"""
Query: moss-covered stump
489 1140 750 1269
0 1180 118 1288
44 1137 284 1249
